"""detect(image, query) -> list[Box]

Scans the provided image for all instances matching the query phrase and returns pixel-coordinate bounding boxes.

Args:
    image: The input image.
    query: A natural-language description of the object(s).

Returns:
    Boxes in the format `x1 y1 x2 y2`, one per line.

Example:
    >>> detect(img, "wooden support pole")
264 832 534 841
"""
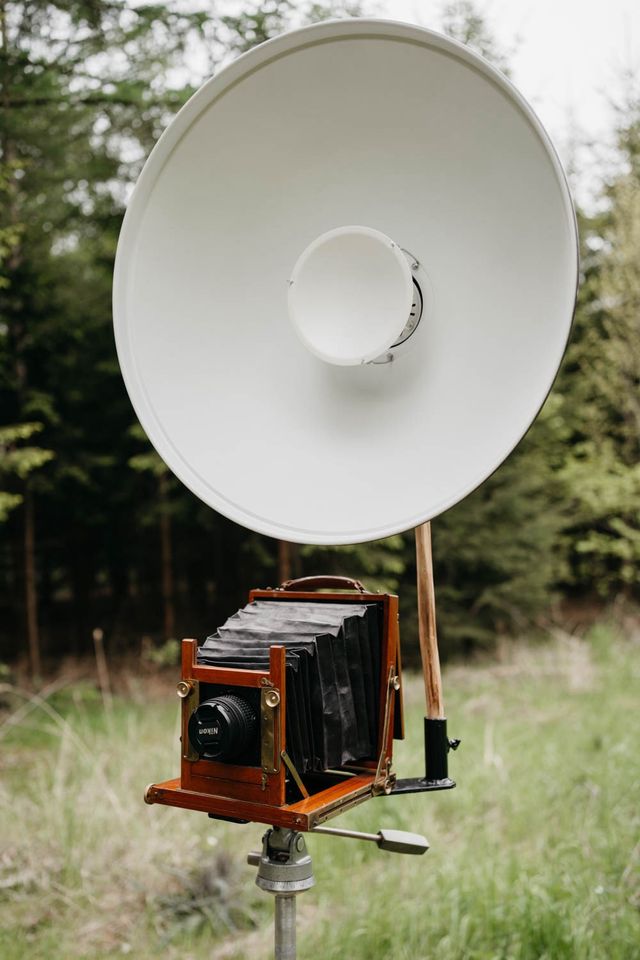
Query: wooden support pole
415 521 444 719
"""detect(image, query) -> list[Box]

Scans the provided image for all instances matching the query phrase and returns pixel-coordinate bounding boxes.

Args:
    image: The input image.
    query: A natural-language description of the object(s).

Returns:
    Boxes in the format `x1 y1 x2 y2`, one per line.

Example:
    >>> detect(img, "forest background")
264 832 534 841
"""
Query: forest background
1 0 639 679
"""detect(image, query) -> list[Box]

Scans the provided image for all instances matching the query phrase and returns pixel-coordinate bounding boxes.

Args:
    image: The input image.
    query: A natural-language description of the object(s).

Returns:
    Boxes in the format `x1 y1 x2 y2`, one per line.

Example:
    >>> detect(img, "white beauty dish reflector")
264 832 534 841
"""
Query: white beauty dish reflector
113 19 578 545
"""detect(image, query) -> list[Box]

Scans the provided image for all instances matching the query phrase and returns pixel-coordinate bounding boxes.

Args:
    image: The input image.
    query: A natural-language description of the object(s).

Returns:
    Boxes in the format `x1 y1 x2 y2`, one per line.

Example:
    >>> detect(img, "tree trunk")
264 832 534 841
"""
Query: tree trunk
70 525 91 657
278 540 292 584
2 1 39 676
159 472 175 639
24 484 41 680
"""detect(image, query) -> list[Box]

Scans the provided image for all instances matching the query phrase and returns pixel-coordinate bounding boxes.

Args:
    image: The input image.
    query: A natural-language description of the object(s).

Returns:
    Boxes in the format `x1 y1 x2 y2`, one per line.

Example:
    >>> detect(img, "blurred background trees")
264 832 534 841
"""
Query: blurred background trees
1 0 638 676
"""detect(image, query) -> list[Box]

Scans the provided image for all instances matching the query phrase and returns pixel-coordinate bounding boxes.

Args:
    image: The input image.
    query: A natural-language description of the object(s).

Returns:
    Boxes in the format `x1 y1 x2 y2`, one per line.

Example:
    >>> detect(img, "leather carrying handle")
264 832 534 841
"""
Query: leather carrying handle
279 575 367 593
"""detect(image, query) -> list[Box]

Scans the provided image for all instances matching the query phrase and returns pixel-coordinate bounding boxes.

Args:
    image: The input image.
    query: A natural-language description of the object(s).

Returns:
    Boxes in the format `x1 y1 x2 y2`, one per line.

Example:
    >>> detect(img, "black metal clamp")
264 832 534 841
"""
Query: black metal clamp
391 717 460 796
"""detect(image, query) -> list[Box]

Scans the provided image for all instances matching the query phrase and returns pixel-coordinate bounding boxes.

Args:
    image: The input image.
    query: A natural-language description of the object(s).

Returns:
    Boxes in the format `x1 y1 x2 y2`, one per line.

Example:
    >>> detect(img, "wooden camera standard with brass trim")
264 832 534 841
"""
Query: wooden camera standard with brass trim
145 577 404 830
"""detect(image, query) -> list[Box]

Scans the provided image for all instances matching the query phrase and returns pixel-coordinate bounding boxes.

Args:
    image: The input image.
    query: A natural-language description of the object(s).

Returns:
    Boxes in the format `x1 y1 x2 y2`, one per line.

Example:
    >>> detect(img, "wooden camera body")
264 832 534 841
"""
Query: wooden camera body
145 577 404 830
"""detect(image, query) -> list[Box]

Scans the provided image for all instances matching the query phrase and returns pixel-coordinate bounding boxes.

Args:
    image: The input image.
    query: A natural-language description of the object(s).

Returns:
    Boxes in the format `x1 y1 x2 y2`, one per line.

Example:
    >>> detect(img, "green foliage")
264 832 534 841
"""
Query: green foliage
432 417 569 650
0 422 53 520
440 0 513 74
561 439 640 593
0 0 210 614
128 423 170 478
0 0 638 662
302 535 406 594
0 162 24 290
142 635 180 666
555 101 640 599
0 490 21 521
0 623 638 958
220 0 363 54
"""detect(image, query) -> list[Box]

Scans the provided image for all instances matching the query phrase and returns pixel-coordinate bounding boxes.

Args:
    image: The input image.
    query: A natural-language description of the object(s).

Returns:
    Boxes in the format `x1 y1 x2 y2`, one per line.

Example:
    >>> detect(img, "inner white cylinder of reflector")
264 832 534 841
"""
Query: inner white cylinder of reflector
287 225 414 366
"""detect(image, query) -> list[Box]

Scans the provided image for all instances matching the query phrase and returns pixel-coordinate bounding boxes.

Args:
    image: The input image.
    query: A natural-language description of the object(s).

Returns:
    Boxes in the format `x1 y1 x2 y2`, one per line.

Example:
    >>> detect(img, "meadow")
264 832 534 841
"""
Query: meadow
1 619 638 960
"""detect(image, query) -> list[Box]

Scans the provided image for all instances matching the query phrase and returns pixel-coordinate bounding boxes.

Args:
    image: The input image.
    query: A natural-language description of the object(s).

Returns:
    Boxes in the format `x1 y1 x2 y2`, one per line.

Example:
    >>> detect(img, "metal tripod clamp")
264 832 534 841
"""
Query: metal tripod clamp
248 827 314 960
252 827 315 895
248 824 429 958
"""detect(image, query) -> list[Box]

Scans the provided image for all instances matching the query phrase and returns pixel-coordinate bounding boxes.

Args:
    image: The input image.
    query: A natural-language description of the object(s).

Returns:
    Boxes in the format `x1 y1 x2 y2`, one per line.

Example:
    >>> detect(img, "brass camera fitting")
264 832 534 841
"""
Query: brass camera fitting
176 680 194 699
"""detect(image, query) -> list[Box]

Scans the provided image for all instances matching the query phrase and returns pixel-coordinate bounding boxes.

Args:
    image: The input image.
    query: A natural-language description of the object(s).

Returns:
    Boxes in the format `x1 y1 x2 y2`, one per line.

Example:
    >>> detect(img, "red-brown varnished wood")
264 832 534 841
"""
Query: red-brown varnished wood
191 665 267 686
267 645 287 806
190 759 263 784
287 773 373 816
377 594 398 765
180 639 197 770
181 637 268 686
163 589 404 825
187 773 271 805
181 641 288 806
147 778 312 829
146 772 375 831
394 618 406 740
249 588 385 605
182 638 197 676
270 646 286 778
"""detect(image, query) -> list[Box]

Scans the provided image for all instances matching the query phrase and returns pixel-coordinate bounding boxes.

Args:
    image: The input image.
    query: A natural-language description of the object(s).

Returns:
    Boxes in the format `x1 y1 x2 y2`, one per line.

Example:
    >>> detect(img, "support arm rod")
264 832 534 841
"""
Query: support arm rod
415 521 444 719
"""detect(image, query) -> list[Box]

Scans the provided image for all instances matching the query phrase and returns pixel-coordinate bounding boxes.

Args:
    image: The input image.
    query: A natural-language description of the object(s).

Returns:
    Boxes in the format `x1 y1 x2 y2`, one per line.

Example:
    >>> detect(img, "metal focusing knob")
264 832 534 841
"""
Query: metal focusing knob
176 680 193 699
264 689 281 708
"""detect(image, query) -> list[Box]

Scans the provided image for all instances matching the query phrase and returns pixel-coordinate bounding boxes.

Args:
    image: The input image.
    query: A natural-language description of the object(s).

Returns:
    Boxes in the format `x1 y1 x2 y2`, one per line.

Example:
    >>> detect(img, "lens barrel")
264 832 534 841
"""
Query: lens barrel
188 694 257 761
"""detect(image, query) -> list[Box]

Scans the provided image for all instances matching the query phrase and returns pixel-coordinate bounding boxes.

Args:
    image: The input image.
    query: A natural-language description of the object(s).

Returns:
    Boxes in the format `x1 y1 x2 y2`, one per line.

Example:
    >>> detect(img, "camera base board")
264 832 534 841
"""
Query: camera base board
145 770 376 831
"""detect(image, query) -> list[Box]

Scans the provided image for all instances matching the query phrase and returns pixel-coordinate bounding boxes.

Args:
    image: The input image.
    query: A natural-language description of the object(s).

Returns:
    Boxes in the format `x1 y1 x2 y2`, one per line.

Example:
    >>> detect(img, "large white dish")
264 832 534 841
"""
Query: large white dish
113 18 578 545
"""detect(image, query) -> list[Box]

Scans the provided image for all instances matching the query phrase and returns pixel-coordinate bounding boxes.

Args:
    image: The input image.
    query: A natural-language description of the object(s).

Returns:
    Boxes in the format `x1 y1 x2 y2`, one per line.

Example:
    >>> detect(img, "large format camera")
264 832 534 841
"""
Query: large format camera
145 577 404 830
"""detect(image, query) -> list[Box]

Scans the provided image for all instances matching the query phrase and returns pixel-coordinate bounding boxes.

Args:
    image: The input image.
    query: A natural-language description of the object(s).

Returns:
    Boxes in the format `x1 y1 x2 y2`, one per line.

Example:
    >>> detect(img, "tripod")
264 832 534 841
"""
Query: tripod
248 825 429 960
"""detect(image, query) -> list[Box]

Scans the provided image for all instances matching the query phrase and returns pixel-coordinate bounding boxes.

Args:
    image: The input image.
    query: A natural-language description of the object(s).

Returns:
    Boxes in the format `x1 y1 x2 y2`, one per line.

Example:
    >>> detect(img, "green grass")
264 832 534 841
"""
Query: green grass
1 621 638 959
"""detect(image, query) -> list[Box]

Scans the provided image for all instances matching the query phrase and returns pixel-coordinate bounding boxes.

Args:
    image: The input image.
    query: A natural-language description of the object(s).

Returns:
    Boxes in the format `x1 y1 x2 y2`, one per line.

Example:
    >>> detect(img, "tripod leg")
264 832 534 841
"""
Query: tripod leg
274 894 297 960
251 828 314 960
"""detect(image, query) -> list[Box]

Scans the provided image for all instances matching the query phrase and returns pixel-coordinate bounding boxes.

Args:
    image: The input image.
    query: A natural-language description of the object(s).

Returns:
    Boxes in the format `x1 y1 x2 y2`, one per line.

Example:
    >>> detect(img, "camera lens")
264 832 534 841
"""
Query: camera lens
188 694 257 761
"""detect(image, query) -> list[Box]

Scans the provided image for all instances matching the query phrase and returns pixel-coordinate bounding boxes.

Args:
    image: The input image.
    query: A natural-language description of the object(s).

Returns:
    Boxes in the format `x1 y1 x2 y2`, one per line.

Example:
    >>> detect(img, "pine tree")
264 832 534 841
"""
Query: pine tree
556 94 640 598
0 0 207 669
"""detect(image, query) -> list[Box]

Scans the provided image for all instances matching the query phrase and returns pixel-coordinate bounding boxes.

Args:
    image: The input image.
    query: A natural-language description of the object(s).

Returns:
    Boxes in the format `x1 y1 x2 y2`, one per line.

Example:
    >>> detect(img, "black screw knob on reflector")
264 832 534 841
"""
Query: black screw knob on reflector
188 694 257 761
